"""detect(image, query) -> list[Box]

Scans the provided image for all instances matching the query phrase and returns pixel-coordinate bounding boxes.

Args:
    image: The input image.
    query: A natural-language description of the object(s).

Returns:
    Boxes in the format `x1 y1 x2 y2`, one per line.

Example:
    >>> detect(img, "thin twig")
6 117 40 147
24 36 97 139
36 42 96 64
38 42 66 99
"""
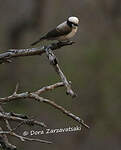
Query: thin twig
0 112 46 128
0 106 12 131
0 127 16 150
35 82 64 95
12 121 25 132
13 82 19 95
29 93 89 129
54 64 76 97
0 131 52 144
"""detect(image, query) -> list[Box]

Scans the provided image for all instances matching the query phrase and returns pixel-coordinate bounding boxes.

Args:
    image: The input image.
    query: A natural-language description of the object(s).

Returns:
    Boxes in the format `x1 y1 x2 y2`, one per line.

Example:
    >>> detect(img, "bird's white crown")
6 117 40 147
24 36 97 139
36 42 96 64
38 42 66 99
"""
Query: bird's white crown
68 16 79 24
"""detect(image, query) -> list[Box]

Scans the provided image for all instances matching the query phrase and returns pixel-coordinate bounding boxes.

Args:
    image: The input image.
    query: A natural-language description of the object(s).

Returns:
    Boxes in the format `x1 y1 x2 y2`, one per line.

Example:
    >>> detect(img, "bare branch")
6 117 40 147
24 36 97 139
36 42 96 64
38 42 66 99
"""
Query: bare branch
0 41 74 64
13 132 52 144
0 41 76 98
0 127 16 150
45 46 76 97
0 82 65 102
0 131 52 144
0 83 89 128
0 40 89 150
13 82 19 95
35 81 64 95
29 94 89 129
0 112 46 128
54 64 76 97
0 106 12 131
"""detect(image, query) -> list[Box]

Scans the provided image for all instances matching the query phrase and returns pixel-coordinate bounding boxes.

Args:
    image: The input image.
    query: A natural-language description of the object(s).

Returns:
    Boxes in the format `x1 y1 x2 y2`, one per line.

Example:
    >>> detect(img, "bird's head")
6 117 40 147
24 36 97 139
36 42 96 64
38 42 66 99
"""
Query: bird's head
67 16 79 28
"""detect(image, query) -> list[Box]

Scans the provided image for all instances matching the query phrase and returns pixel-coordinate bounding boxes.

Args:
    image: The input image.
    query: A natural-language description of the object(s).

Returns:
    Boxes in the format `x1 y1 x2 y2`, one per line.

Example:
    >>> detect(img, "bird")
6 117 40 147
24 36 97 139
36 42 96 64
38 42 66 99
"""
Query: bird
31 16 79 46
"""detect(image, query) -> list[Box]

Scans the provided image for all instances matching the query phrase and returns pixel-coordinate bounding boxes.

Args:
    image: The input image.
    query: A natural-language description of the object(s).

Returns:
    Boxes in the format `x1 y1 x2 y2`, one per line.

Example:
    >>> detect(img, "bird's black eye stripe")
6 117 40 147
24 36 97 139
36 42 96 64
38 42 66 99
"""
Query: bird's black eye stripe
67 20 72 27
72 22 78 26
67 20 78 27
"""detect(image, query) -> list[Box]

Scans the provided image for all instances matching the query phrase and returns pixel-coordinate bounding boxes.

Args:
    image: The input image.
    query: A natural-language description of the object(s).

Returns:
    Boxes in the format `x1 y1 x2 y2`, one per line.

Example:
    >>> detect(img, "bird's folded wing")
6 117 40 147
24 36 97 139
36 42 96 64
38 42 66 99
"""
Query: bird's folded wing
45 26 72 38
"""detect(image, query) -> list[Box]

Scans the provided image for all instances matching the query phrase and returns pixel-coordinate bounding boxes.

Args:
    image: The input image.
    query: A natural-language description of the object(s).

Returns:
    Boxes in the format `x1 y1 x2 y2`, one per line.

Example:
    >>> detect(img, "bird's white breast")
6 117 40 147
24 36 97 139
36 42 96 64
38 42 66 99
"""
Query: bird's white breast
57 27 78 41
65 27 78 39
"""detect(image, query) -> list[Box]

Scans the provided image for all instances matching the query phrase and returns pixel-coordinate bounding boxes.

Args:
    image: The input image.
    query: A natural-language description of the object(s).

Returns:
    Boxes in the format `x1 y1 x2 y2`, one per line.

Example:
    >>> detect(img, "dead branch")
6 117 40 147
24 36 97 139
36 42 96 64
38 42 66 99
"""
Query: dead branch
0 112 46 128
0 41 74 64
0 106 12 131
0 106 16 150
0 41 76 97
0 104 51 148
35 81 64 95
0 41 89 150
29 94 89 128
0 127 16 150
0 83 89 129
0 130 52 144
45 46 76 97
0 81 64 102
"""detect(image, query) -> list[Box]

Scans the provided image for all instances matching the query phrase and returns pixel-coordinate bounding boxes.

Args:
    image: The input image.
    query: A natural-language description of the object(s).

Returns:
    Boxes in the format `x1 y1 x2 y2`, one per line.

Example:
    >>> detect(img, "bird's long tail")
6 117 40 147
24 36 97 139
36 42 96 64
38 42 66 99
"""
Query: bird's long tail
31 36 45 46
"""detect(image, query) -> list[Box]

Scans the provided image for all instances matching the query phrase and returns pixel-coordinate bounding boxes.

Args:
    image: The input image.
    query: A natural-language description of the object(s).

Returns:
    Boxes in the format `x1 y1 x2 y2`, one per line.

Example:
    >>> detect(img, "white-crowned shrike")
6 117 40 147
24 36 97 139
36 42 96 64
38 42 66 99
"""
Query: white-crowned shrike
31 16 79 46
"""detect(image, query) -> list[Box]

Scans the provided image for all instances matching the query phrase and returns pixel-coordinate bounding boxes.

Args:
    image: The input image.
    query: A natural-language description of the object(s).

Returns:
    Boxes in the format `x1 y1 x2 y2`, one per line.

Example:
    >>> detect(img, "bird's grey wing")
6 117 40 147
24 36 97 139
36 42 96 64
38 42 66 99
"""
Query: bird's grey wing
45 23 72 39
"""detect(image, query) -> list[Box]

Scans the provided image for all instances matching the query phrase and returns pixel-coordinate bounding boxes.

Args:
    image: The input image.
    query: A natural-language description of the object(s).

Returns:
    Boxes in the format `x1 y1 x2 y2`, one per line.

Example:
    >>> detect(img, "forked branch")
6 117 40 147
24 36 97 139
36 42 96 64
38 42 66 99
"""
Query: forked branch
0 41 89 150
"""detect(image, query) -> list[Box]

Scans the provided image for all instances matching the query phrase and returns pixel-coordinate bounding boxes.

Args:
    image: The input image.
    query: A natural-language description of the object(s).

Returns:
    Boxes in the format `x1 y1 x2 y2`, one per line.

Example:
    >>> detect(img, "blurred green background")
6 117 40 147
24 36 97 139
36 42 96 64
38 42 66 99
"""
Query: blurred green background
0 0 121 149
